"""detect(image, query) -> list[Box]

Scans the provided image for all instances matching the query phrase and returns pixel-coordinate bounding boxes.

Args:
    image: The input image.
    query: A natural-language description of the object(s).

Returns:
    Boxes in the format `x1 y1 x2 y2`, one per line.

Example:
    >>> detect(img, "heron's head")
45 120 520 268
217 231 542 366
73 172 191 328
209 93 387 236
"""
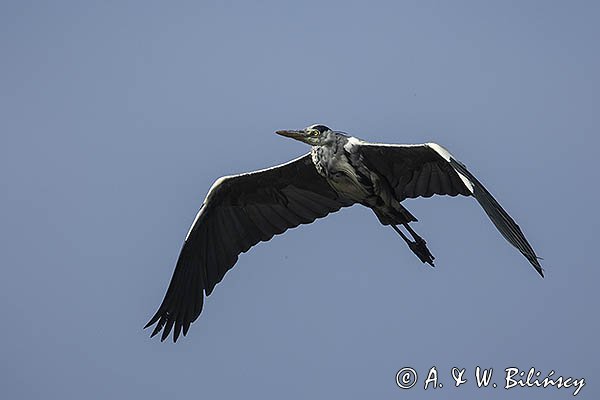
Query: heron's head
276 124 332 146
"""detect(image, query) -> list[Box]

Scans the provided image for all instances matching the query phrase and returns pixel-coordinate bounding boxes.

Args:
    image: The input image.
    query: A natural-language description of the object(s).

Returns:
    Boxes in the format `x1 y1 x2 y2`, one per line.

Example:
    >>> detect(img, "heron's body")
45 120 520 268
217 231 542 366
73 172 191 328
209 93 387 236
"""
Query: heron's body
312 132 415 226
145 124 544 342
312 134 369 201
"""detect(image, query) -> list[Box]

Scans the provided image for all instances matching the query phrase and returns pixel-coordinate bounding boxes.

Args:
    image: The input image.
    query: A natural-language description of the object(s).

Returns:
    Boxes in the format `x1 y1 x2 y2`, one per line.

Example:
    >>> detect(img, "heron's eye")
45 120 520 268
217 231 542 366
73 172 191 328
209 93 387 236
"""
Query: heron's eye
310 129 319 136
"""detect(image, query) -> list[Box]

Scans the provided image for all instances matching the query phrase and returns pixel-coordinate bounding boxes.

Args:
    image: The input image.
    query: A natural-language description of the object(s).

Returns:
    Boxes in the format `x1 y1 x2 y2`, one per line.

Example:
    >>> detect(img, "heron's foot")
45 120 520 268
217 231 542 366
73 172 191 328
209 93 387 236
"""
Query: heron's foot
408 237 435 267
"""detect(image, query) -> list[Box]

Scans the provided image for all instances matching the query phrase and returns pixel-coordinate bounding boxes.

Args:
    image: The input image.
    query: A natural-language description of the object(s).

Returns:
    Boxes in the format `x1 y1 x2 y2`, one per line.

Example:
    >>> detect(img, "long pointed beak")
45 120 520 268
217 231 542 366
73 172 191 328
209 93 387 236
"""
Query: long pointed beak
275 129 305 140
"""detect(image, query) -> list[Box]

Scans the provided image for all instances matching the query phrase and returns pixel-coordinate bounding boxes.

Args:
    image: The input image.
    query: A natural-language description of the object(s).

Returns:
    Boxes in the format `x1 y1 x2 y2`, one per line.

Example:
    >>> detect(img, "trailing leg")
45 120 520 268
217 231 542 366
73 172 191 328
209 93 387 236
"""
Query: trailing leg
391 224 435 267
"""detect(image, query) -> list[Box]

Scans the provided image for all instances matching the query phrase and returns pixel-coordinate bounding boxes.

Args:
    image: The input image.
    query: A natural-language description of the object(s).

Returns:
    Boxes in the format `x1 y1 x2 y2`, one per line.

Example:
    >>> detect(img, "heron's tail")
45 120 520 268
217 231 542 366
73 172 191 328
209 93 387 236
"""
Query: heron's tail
372 205 417 226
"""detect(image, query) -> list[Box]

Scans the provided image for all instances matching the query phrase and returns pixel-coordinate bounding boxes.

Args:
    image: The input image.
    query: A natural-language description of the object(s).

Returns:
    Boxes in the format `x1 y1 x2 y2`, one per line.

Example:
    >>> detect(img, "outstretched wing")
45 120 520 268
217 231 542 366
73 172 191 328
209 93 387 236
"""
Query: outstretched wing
145 153 352 342
358 141 543 277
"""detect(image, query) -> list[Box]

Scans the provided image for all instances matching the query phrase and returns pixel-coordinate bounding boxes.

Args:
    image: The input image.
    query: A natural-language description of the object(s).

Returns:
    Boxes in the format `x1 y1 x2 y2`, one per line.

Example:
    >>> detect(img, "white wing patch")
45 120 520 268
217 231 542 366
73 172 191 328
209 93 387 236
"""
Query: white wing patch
427 142 474 193
343 136 363 152
426 142 453 162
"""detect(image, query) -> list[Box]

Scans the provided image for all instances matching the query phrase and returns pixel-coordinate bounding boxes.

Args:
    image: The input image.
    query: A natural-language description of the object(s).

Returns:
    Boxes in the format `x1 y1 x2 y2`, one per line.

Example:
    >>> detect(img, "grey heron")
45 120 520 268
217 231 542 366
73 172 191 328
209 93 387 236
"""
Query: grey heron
145 124 543 342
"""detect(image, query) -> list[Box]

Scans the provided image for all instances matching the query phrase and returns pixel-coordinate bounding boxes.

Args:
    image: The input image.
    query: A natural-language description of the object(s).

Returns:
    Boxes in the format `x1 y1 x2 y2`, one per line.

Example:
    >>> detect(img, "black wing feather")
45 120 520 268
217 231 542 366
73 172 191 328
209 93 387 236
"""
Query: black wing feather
145 153 352 341
359 144 471 201
359 142 543 277
450 159 543 276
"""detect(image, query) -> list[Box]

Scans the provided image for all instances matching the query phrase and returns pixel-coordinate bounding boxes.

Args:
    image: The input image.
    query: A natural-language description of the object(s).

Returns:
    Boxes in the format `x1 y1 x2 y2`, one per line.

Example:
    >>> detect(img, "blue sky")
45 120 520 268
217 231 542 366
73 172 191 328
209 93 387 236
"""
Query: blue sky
1 1 598 399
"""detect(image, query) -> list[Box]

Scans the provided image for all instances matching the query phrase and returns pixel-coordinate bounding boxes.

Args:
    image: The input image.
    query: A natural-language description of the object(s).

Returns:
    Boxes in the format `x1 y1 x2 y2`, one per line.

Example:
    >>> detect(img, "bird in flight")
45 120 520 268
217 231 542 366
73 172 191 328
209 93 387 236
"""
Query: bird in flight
145 124 544 342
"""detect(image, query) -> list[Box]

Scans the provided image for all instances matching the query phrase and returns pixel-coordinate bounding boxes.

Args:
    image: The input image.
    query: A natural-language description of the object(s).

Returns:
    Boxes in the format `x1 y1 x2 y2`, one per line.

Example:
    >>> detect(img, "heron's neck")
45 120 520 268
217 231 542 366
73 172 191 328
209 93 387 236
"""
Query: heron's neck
316 131 345 146
310 133 348 177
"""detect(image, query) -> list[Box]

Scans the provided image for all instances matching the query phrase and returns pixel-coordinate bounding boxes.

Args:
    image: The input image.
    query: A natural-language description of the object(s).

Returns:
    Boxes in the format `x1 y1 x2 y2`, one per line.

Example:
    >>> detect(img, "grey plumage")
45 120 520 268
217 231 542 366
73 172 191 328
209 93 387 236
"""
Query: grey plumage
145 124 543 342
